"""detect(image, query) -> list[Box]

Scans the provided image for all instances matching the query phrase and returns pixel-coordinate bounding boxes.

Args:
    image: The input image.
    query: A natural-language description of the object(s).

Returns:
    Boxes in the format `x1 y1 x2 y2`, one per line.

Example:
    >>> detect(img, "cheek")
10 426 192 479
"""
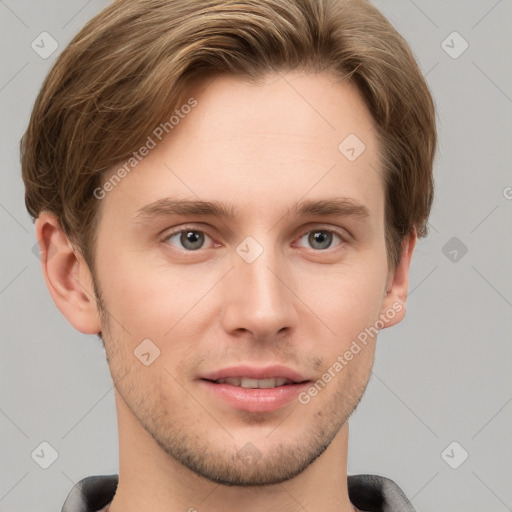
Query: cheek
96 227 388 349
295 260 387 345
96 242 217 338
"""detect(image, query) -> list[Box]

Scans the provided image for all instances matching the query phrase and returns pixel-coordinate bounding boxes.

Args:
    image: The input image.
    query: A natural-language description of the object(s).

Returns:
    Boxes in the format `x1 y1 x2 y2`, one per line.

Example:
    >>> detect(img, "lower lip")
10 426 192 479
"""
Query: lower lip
199 380 309 412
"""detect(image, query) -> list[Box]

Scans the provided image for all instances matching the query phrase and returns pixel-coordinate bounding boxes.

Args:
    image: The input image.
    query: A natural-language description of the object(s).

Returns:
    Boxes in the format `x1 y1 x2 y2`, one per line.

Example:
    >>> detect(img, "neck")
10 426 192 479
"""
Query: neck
107 389 358 512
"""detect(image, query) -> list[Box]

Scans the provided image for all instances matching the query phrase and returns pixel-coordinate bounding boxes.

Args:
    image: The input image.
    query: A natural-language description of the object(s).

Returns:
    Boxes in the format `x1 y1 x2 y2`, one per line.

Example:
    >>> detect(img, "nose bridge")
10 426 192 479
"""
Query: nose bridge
220 239 298 337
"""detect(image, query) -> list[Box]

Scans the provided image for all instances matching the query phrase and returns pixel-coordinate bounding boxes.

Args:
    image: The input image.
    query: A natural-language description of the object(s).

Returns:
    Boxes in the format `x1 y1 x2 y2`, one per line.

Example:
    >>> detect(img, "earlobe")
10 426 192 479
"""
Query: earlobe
379 230 417 329
35 212 101 335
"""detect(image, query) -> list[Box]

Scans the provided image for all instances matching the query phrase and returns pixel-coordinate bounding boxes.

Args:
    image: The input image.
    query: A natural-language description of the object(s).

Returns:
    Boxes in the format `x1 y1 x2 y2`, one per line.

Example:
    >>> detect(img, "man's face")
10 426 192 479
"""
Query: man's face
92 71 396 485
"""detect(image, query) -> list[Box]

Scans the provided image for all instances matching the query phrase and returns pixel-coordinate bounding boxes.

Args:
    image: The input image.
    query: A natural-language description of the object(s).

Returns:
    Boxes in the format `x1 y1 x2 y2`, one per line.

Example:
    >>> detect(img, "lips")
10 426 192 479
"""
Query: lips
214 377 292 388
198 365 311 412
200 364 309 384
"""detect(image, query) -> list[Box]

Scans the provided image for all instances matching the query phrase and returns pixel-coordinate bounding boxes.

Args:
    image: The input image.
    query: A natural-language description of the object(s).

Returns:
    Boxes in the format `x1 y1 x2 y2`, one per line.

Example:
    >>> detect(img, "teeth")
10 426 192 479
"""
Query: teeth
257 378 288 389
218 377 241 386
241 377 260 388
216 377 291 388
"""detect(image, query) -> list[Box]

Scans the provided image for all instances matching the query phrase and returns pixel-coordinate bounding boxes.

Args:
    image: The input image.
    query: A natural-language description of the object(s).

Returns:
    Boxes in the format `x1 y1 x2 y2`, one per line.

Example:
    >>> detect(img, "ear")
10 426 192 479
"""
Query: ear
35 212 101 335
379 230 417 329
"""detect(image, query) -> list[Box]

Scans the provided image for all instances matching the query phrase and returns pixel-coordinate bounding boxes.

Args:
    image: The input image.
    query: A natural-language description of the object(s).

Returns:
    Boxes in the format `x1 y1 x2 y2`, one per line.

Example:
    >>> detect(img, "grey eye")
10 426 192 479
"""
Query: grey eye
308 231 333 250
167 230 209 251
297 230 342 250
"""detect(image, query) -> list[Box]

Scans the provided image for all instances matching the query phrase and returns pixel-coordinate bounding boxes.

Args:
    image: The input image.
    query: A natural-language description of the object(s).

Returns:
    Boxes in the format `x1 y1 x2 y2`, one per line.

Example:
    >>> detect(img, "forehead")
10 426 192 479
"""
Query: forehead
98 71 384 225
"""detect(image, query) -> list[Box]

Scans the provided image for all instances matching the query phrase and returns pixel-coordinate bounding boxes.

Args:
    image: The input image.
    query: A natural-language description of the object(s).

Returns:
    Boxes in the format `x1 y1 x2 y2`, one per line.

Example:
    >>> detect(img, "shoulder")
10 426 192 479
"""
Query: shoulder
61 475 118 512
348 473 417 512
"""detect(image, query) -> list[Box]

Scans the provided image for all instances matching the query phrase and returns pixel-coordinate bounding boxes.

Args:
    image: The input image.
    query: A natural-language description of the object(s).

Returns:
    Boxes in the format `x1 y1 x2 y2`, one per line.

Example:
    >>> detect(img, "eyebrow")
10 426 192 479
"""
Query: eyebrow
292 197 371 220
133 197 371 223
134 198 239 222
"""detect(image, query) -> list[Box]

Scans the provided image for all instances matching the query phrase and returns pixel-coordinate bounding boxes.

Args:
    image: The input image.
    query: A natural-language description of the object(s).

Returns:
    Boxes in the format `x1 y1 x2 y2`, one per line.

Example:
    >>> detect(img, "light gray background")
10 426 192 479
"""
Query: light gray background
1 1 511 511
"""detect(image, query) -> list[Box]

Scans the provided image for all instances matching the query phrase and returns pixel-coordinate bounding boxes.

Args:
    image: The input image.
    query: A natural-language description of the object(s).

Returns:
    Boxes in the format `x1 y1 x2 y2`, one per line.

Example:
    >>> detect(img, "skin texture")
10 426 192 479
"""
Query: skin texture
36 71 415 512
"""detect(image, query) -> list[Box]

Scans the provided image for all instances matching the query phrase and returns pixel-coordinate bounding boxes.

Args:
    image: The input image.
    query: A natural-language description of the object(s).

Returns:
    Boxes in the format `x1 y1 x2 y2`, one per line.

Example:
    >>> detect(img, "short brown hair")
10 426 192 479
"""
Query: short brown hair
21 0 436 273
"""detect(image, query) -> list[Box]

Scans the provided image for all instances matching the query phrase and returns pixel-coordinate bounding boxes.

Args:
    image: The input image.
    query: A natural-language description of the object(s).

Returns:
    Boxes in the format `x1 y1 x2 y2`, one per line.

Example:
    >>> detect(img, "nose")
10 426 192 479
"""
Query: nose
219 246 299 341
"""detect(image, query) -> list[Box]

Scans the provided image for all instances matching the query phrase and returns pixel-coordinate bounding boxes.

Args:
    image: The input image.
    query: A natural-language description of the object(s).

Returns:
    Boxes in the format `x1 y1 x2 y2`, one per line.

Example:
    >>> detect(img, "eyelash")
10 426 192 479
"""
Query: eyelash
161 225 346 253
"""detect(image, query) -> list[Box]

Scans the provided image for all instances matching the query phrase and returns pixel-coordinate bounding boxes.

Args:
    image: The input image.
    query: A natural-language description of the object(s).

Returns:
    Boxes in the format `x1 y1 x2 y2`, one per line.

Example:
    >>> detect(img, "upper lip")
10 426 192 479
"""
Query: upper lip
200 365 310 383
